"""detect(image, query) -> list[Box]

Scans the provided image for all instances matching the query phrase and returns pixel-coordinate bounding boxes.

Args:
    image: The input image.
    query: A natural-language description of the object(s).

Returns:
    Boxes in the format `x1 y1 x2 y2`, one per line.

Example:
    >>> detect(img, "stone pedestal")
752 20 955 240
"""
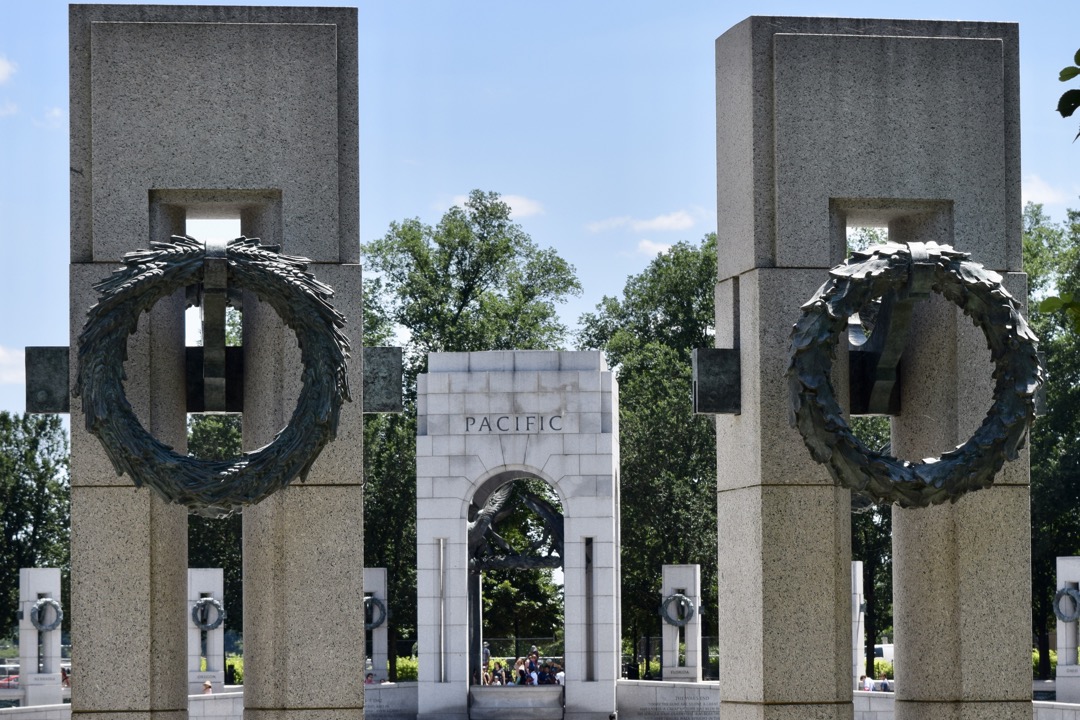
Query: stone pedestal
18 568 63 706
365 568 390 683
188 568 226 694
714 15 1024 718
660 565 702 682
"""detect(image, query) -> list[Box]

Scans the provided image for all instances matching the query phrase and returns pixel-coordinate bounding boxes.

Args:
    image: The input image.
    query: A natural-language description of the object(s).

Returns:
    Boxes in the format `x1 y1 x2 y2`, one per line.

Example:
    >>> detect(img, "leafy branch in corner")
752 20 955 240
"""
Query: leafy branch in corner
1058 48 1080 141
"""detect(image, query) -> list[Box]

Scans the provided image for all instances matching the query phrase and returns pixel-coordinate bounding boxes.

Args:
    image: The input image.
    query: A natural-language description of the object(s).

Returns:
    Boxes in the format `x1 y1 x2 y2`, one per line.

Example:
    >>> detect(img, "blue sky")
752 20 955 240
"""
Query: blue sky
0 0 1077 413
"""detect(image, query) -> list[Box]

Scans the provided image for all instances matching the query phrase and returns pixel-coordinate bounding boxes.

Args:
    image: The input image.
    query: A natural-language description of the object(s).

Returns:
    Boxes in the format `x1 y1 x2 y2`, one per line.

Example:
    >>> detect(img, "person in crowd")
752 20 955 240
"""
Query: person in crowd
877 673 892 692
554 663 565 685
514 657 527 685
365 672 375 685
202 680 213 695
860 674 873 691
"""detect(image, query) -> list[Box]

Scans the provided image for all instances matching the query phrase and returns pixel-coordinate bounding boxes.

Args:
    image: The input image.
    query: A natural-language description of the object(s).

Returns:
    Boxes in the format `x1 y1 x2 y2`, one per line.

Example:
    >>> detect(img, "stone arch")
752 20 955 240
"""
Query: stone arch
415 351 620 720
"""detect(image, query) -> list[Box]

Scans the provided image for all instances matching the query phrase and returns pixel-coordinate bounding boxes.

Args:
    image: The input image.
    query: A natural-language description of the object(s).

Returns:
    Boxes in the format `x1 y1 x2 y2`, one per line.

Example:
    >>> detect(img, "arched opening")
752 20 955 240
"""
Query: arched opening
467 472 565 688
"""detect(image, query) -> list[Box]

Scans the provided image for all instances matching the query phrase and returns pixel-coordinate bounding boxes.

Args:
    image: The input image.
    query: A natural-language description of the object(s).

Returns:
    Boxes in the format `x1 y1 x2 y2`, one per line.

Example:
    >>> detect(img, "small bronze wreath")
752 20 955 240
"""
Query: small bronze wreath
192 596 226 631
365 596 387 631
659 593 695 627
788 242 1041 507
30 597 63 632
75 236 351 518
1055 588 1080 623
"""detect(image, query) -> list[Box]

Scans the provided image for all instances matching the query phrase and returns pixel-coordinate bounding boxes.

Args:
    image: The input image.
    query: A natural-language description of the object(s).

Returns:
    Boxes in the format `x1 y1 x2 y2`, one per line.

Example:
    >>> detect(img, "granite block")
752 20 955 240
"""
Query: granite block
428 352 469 372
542 454 579 481
515 351 560 371
70 486 187 712
86 20 340 262
467 351 513 372
717 484 851 704
243 485 364 710
715 17 1020 280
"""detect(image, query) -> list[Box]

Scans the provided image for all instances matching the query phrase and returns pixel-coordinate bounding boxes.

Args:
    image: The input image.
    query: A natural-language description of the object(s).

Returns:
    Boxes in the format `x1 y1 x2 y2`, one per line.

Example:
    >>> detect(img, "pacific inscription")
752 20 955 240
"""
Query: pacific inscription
464 414 563 433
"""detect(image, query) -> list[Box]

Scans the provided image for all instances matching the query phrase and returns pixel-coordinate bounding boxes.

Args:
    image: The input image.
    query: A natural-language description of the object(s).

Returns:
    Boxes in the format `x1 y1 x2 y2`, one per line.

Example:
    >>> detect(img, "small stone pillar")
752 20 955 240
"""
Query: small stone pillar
188 569 226 694
365 568 389 682
1055 557 1080 701
851 561 865 691
18 568 63 706
660 565 702 682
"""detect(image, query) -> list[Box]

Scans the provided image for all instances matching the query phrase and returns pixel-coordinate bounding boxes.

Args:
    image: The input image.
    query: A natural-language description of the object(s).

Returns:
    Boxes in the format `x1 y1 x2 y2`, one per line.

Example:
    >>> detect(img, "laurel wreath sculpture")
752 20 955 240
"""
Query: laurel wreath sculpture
365 596 387 631
659 593 695 627
30 597 63 632
788 242 1041 508
191 596 226 631
1055 587 1080 623
75 236 351 518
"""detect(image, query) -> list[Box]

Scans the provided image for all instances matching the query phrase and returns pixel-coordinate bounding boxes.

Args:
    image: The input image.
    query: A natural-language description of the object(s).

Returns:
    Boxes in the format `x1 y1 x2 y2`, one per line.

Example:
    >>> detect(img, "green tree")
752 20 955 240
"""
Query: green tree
1024 202 1080 678
578 235 718 661
851 416 893 677
363 190 581 677
187 413 243 634
0 413 69 635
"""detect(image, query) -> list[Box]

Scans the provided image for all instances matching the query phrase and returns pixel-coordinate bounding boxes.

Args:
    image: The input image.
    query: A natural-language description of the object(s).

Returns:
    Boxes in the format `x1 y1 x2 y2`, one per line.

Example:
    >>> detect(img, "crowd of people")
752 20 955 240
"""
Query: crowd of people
478 645 565 686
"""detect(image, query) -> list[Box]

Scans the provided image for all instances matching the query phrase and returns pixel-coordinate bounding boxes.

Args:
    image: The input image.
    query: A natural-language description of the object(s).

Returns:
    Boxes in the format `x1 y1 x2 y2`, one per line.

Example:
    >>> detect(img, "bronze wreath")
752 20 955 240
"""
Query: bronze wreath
1055 588 1080 623
365 596 387 631
659 593 695 627
75 236 351 518
787 242 1041 508
30 597 63 632
192 596 227 631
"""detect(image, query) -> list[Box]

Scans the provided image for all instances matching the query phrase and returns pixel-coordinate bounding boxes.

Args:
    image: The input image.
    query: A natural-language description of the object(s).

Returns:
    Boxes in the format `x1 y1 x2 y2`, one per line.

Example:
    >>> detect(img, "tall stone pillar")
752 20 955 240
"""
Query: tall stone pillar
69 6 363 720
714 16 1023 719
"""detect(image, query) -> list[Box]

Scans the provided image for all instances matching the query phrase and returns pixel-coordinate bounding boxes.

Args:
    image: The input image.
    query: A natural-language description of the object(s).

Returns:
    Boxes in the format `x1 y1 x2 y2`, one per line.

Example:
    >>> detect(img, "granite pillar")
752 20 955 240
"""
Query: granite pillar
69 6 363 719
714 15 1023 719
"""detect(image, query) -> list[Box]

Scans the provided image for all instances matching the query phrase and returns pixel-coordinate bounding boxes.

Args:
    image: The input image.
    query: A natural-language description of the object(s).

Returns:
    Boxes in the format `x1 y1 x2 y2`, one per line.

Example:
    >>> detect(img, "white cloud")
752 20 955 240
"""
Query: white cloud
503 195 543 218
1022 174 1068 207
636 239 672 257
0 101 16 117
586 216 632 233
631 210 694 232
0 56 15 85
0 346 25 385
34 106 65 129
447 193 543 219
588 209 696 233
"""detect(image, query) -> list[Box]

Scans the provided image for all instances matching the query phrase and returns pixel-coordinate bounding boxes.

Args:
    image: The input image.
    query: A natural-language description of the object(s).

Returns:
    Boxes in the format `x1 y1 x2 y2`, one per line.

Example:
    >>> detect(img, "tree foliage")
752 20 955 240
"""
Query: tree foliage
362 190 580 675
187 413 243 633
1058 48 1080 141
578 235 718 648
1024 202 1080 678
0 413 69 635
850 416 892 676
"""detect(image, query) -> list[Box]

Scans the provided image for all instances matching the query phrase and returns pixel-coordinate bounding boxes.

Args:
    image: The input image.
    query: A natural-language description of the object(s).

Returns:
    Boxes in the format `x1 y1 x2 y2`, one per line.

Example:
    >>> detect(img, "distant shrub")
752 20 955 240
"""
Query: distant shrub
227 654 244 684
396 656 418 681
1033 649 1058 677
873 659 893 680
